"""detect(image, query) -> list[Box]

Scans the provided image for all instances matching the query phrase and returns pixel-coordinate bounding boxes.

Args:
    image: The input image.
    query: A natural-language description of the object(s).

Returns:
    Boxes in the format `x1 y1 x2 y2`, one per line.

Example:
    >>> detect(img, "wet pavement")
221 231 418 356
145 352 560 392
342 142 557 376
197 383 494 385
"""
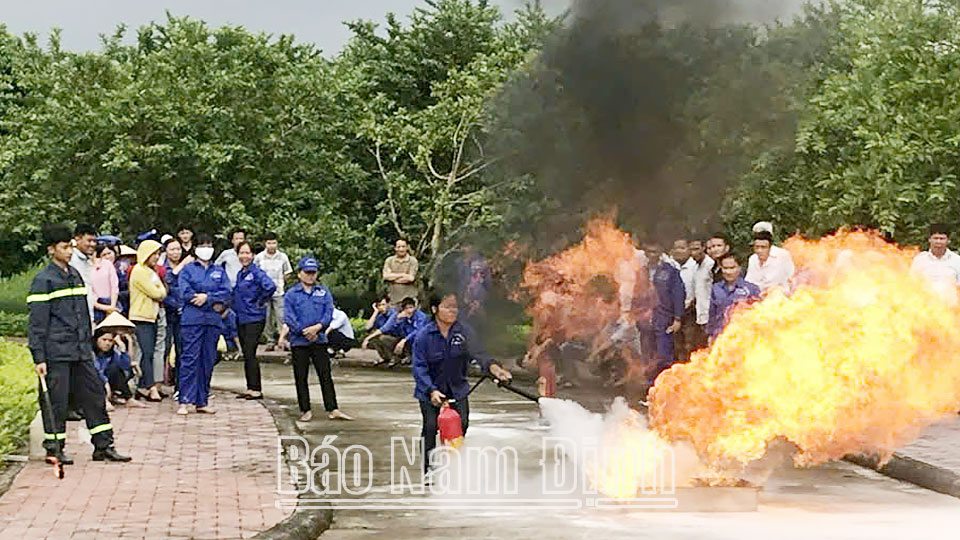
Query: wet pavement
212 359 960 540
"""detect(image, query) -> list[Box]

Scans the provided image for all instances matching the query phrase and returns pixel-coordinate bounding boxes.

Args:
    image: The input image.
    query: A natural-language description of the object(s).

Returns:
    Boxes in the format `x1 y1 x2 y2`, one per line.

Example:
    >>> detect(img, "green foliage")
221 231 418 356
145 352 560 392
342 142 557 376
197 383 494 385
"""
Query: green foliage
0 312 28 337
727 0 960 246
0 339 37 456
0 264 39 314
0 2 557 292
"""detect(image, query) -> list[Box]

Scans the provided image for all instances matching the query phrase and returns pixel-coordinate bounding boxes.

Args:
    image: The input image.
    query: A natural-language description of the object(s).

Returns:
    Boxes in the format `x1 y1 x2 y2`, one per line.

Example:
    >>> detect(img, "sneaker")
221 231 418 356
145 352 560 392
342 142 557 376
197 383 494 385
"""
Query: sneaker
196 406 216 414
298 411 313 422
327 409 353 421
177 405 190 415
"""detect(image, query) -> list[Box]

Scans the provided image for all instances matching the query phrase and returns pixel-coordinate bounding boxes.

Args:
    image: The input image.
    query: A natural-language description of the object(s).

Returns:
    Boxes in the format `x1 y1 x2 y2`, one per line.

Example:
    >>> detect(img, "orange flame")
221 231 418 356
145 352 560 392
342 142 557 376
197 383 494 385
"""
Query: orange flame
519 218 654 381
650 231 960 468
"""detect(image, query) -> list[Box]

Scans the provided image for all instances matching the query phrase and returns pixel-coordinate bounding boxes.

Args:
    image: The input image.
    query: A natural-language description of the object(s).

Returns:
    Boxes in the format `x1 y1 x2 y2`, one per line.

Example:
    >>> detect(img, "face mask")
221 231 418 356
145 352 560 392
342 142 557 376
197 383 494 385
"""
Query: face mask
196 247 214 261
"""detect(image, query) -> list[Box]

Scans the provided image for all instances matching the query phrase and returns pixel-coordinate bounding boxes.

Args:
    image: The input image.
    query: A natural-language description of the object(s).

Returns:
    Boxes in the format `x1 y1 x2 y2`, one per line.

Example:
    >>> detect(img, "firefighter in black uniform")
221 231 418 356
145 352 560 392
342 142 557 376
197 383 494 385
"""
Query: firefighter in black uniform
28 224 131 464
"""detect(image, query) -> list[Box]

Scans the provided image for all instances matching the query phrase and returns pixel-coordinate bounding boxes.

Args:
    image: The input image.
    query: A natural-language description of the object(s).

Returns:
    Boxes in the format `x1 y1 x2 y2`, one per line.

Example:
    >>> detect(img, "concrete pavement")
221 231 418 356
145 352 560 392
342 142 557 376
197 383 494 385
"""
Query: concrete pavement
211 359 960 540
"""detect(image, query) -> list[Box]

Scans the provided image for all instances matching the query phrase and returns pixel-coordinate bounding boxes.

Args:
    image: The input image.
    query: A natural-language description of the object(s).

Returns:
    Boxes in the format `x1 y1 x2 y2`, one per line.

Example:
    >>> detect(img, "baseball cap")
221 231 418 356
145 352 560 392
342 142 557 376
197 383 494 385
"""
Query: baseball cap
297 256 319 272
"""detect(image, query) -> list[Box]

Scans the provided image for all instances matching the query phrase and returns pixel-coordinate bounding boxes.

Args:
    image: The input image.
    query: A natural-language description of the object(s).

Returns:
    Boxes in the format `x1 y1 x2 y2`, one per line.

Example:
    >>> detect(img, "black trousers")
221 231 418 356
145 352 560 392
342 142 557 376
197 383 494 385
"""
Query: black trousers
419 398 469 474
238 321 265 391
291 344 338 413
41 360 114 453
327 330 358 353
104 362 132 399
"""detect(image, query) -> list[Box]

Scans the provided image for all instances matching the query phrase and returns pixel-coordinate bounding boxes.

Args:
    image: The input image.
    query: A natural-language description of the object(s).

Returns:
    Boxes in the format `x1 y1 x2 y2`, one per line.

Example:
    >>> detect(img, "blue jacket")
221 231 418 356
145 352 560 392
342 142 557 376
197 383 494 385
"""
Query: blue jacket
651 261 685 327
283 282 334 347
220 309 238 341
380 310 429 340
232 263 277 325
94 348 131 383
180 261 232 327
372 309 395 331
707 277 761 338
161 260 184 312
411 320 495 402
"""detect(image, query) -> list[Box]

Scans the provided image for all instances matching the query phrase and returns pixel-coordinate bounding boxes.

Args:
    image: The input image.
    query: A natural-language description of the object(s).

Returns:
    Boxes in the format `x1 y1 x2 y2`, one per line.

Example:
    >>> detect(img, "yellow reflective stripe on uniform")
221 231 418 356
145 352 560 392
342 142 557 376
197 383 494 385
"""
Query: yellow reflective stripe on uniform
88 423 113 435
44 433 66 440
26 287 87 304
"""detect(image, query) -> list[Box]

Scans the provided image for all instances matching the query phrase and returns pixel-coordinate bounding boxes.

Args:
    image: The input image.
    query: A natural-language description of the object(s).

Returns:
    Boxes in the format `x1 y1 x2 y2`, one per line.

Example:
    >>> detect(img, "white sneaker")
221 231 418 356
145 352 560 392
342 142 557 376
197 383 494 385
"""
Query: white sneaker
177 405 190 416
298 411 313 422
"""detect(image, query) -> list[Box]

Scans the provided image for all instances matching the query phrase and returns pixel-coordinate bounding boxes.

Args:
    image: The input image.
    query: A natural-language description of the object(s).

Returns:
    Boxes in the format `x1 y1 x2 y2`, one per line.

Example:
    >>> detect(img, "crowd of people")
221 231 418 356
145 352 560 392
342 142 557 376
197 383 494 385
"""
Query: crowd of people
28 214 954 472
26 222 509 473
613 220 960 389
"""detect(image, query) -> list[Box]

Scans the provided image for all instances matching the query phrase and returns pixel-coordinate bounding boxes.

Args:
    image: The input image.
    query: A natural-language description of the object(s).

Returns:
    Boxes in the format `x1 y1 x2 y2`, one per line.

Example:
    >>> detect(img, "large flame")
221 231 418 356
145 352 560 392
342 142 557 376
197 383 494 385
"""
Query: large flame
650 230 960 467
519 218 654 381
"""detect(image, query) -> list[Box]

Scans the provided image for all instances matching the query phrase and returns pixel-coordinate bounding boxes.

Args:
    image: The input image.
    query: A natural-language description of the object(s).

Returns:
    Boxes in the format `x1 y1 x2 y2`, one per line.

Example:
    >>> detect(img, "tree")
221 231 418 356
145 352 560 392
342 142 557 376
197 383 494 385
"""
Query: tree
727 0 960 245
340 0 559 282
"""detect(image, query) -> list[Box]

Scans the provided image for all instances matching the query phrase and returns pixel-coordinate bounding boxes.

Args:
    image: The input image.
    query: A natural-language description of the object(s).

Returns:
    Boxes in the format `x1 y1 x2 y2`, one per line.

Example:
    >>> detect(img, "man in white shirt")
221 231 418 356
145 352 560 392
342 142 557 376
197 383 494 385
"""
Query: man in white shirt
69 223 98 325
911 224 960 305
325 307 359 356
214 228 246 287
746 230 795 293
254 231 293 350
688 239 714 348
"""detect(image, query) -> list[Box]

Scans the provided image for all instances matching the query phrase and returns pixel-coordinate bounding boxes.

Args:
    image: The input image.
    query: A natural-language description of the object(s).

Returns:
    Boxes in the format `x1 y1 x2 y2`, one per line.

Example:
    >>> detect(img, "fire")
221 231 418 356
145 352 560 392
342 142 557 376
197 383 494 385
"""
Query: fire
650 230 960 468
519 218 654 383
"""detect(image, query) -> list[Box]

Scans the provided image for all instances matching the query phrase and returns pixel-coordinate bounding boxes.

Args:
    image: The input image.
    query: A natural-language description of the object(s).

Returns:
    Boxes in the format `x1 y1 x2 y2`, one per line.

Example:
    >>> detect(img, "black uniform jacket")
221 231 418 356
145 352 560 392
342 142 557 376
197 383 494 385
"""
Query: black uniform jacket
28 262 94 364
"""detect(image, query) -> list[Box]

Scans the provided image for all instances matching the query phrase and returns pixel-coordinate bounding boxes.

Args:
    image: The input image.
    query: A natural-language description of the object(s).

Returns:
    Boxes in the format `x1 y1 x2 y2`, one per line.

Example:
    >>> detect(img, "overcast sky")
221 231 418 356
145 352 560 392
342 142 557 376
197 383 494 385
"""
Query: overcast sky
0 1 574 55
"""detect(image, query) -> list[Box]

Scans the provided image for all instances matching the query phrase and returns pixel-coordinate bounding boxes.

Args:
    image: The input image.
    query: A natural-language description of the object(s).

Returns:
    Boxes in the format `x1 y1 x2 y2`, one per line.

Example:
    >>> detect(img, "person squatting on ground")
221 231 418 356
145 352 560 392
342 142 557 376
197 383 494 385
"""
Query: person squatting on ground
362 296 429 367
219 306 241 360
232 240 276 399
129 239 167 402
177 233 231 416
412 290 512 475
326 306 359 356
93 328 147 411
28 223 131 464
364 294 395 333
283 256 352 422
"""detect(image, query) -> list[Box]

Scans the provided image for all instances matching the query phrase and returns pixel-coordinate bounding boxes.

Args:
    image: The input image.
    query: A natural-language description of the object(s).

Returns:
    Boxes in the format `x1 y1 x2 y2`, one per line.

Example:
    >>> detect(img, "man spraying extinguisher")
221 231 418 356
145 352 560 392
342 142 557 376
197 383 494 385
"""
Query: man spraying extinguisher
411 290 512 476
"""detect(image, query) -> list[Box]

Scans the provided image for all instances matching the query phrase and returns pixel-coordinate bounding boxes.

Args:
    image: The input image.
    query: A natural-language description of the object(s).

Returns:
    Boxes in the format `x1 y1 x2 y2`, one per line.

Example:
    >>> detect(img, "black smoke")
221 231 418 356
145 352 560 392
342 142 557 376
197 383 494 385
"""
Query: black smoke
491 0 808 250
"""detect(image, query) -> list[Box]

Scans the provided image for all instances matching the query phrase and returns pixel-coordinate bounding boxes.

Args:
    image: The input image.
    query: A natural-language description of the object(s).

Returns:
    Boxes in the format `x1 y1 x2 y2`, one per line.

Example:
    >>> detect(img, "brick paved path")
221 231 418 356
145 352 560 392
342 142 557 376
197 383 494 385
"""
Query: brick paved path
0 390 289 539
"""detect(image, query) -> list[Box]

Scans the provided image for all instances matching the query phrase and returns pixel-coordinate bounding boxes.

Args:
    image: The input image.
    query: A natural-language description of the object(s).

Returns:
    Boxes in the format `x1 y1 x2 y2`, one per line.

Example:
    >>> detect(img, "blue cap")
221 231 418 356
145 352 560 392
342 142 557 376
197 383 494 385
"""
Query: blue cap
297 256 319 272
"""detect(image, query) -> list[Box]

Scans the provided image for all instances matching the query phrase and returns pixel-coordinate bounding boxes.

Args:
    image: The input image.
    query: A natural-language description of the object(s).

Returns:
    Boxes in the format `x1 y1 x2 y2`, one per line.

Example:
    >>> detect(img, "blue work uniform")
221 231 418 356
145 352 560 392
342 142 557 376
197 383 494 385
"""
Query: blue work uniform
178 261 231 406
284 282 339 413
650 261 686 364
220 308 238 351
380 310 430 341
707 277 761 339
411 319 496 473
283 282 334 346
372 308 396 331
232 263 276 325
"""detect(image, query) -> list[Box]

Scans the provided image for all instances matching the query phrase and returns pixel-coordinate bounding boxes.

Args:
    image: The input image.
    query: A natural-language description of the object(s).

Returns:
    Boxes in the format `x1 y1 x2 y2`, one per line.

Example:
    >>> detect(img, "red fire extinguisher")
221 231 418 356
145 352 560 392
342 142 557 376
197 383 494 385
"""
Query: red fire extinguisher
438 401 464 449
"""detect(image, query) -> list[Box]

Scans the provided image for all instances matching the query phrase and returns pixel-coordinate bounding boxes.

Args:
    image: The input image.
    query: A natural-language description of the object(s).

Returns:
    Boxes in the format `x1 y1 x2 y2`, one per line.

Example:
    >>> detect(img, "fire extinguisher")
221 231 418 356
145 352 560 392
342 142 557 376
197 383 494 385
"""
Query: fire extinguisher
438 401 464 449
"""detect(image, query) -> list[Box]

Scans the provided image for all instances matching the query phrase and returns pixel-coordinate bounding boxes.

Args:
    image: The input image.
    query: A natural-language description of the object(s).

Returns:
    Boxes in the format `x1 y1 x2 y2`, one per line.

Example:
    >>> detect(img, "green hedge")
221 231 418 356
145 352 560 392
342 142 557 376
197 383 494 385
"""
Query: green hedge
0 339 37 457
0 266 38 314
0 312 28 337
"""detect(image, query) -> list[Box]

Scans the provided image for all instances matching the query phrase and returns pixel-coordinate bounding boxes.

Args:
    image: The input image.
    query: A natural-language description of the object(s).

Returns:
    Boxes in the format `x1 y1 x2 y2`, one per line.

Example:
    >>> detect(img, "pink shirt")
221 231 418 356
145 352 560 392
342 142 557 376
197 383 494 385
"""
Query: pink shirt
90 260 119 302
